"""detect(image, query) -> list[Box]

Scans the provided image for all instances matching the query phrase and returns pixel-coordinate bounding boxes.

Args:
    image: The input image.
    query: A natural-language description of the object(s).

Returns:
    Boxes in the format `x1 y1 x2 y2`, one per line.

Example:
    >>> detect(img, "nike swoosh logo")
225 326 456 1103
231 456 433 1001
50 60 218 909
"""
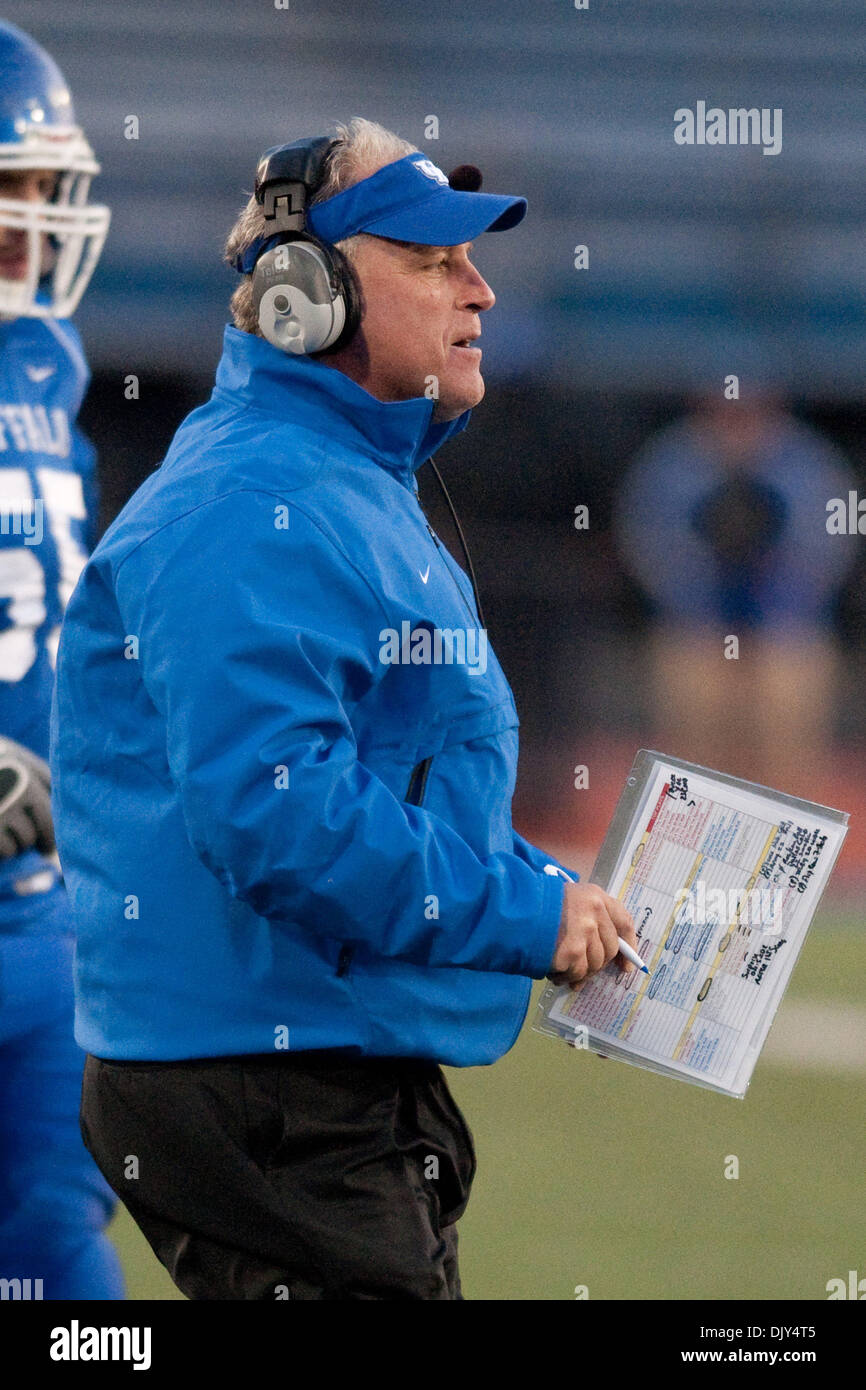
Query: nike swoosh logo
26 365 55 382
419 565 430 584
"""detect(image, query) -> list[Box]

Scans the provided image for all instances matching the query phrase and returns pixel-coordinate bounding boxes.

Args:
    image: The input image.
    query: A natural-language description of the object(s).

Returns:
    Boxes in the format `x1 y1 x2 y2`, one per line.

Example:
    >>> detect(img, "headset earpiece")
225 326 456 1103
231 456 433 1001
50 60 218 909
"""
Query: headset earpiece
309 237 362 357
245 135 362 357
250 234 361 356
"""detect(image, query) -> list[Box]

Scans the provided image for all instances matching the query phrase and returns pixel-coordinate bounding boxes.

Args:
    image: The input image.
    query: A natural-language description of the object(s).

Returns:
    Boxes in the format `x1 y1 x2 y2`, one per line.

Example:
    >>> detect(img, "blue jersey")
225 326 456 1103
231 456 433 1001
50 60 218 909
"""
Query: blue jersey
0 314 96 896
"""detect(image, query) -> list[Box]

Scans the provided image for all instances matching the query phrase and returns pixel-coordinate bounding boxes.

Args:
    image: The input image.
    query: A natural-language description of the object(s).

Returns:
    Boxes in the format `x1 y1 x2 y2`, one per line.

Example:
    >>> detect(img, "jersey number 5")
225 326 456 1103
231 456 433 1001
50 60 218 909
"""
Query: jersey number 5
0 466 88 680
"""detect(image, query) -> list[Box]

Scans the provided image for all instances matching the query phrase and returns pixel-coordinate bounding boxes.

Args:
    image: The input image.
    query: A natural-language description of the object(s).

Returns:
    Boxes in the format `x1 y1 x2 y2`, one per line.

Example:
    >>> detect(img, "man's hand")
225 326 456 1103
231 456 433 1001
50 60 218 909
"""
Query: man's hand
548 881 638 991
0 737 54 859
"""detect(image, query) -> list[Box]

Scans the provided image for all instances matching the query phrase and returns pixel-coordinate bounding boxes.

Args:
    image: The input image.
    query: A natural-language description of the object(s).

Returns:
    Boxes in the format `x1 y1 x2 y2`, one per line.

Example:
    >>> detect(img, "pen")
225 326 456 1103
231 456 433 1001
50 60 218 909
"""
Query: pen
543 863 650 974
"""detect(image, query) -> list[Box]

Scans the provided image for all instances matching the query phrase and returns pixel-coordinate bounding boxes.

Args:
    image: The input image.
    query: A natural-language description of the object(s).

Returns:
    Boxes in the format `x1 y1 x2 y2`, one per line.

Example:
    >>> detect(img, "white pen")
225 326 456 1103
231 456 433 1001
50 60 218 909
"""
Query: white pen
543 863 650 974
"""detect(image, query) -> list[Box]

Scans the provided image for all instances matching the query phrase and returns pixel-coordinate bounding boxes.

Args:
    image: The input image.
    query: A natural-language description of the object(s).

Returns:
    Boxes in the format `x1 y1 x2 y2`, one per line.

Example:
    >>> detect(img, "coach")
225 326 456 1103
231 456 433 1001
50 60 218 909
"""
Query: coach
50 117 635 1300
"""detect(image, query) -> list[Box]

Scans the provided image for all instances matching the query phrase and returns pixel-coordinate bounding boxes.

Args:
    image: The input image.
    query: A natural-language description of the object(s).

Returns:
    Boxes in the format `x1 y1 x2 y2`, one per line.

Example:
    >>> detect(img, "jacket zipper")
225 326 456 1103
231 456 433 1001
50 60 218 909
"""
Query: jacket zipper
404 754 433 808
336 756 433 979
338 488 448 980
414 491 478 625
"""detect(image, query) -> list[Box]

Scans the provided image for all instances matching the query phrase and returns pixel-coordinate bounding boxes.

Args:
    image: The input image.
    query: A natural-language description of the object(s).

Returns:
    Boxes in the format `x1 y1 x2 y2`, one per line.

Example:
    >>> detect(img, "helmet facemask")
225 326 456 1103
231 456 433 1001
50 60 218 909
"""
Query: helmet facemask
0 129 110 319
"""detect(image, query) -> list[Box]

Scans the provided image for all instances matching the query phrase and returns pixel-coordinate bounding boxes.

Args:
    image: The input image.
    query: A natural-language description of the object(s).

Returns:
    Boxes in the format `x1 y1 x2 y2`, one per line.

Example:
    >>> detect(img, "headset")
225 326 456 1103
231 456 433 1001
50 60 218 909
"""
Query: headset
236 135 487 624
237 136 485 359
235 135 361 357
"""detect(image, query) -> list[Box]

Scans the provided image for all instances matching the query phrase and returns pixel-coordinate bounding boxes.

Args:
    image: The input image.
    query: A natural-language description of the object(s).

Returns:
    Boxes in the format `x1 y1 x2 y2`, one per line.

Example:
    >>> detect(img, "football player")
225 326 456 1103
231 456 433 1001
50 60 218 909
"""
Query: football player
0 20 122 1298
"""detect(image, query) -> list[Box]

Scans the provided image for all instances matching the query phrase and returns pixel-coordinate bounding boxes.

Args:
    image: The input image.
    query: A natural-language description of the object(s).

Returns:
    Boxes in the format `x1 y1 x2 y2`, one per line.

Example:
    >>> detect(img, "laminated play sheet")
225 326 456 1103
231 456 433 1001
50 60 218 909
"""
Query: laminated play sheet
535 750 849 1097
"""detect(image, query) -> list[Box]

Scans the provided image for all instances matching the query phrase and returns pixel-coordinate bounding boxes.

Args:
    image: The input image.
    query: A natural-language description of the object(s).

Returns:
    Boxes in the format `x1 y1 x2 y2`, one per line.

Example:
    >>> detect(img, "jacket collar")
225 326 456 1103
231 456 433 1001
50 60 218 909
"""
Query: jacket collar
214 325 472 477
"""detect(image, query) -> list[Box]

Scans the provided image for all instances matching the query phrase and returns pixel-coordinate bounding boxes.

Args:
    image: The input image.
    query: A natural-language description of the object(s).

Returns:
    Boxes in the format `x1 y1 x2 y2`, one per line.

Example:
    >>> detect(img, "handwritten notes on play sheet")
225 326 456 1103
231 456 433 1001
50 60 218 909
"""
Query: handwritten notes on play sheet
535 751 848 1097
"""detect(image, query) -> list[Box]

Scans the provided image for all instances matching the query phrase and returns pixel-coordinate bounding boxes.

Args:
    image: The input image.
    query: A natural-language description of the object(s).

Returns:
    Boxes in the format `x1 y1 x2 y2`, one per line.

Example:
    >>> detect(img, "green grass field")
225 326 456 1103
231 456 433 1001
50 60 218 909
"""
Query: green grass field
109 912 866 1300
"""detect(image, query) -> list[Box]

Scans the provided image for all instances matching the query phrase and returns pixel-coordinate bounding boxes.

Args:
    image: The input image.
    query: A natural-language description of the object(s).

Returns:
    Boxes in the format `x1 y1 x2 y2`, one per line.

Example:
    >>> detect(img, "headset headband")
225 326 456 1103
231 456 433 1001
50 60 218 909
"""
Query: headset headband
231 135 337 273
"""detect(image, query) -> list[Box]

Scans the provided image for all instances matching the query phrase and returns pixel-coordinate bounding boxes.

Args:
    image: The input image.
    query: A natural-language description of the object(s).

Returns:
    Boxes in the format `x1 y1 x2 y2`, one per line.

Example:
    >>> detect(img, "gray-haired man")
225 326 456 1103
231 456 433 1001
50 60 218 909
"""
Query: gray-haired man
53 117 636 1300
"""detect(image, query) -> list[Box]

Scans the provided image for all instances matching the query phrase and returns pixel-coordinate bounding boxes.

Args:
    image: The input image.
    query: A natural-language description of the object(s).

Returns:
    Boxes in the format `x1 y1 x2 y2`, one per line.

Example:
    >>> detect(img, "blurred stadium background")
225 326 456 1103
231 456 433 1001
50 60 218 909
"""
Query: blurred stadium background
7 0 864 1298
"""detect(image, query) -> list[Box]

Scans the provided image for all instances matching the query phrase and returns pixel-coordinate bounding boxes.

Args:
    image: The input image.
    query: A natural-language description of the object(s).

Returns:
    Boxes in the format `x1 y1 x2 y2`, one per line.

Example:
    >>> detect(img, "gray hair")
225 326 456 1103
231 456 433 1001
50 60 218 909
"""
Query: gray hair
224 117 418 335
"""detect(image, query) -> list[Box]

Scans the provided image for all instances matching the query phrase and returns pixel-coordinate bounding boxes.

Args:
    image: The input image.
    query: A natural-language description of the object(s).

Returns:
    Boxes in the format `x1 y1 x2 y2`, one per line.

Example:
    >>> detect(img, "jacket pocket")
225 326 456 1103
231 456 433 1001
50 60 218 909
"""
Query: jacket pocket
334 756 434 979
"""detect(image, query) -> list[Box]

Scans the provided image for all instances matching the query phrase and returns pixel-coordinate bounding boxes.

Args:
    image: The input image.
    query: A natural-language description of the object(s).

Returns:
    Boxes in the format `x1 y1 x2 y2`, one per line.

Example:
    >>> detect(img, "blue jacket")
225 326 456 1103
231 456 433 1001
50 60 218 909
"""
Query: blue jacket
50 326 572 1064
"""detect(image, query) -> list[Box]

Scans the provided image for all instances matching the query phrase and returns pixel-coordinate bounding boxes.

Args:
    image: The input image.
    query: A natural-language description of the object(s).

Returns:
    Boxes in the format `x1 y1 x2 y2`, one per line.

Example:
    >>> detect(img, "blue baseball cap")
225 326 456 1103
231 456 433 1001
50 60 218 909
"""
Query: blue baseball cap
305 152 527 246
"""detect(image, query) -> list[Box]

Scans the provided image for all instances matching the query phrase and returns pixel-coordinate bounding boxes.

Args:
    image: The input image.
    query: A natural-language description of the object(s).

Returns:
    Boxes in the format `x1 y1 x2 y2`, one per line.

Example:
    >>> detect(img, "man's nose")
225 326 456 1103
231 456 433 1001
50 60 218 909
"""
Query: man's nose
463 266 495 312
15 176 51 203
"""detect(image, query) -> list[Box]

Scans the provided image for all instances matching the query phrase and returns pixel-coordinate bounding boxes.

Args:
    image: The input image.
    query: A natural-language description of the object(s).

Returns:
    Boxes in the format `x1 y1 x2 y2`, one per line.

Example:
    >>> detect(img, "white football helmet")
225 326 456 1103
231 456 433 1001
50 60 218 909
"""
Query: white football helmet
0 20 110 320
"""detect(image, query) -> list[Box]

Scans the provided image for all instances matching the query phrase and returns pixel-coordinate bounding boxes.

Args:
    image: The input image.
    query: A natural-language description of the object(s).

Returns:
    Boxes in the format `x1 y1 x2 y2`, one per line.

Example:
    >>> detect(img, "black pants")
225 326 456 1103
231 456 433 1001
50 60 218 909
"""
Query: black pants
80 1049 476 1300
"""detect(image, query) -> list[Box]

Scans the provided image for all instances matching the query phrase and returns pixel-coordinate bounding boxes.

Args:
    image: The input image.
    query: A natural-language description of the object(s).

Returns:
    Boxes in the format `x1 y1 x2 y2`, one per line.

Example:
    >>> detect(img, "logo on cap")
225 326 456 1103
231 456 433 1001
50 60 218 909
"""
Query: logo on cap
414 157 450 186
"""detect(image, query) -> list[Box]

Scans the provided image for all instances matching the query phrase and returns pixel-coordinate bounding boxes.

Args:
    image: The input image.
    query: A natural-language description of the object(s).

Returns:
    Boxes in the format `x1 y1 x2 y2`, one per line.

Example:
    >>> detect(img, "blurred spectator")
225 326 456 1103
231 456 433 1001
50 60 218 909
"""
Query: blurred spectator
614 393 861 791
